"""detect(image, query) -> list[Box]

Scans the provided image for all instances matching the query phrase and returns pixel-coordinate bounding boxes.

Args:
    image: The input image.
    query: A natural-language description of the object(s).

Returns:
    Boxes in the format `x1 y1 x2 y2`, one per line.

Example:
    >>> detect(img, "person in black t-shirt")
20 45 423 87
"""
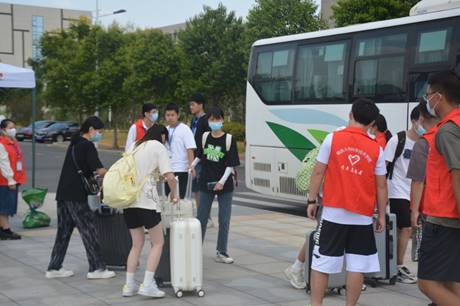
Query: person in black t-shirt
46 116 115 280
191 106 240 264
189 93 214 227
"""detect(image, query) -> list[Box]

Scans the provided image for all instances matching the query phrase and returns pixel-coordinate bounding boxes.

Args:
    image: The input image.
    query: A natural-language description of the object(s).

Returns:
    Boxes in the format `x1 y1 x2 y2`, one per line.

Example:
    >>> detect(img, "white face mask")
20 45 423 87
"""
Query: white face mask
6 128 16 138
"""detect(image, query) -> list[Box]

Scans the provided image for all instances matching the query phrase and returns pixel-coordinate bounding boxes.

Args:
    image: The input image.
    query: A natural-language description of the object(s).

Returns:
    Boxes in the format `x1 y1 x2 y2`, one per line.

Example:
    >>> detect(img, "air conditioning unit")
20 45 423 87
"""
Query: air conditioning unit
410 0 460 16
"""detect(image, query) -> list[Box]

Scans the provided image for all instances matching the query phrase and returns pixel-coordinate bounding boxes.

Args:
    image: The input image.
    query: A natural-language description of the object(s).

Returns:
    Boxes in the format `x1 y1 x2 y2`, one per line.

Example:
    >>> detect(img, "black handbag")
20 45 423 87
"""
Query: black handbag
71 145 100 195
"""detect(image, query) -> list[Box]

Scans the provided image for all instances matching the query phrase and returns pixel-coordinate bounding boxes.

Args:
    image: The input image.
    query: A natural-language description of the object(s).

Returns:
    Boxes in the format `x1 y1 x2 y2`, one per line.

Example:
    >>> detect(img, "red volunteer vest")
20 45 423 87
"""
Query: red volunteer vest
0 136 27 185
375 132 387 149
322 127 381 217
422 108 460 218
135 119 147 141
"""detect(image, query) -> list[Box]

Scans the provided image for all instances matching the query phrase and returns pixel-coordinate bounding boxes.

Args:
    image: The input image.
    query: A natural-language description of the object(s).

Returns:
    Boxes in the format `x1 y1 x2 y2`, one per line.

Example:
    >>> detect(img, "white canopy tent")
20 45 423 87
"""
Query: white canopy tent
0 63 38 187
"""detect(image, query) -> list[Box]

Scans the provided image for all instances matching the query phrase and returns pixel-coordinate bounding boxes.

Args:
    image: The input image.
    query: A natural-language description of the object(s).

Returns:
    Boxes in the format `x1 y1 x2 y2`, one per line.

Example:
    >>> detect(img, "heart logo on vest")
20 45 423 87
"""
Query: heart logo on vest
348 154 361 166
0 72 4 80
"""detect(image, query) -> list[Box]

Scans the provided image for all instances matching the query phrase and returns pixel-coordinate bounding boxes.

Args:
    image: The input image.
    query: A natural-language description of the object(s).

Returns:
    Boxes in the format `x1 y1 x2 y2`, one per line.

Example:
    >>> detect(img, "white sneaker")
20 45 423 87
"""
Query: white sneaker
284 266 306 289
46 268 74 279
122 283 139 297
215 251 234 264
138 283 165 298
207 218 215 228
87 269 116 279
397 266 417 284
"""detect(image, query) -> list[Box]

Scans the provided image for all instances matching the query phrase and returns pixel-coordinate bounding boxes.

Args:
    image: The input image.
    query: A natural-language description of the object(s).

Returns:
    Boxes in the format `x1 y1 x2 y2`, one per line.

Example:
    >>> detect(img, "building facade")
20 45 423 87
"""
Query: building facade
0 2 91 67
156 22 186 42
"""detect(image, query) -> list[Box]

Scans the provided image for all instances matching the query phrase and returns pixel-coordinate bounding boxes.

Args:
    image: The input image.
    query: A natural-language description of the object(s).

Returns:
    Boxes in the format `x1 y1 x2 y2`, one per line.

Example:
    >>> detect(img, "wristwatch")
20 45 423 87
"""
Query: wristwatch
307 199 317 205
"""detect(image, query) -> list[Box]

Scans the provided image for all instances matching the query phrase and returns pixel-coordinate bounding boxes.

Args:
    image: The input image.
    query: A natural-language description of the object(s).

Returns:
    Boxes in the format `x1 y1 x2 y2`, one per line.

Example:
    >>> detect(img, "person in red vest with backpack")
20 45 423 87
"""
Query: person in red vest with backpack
307 99 388 306
0 119 26 240
416 71 460 306
125 103 159 152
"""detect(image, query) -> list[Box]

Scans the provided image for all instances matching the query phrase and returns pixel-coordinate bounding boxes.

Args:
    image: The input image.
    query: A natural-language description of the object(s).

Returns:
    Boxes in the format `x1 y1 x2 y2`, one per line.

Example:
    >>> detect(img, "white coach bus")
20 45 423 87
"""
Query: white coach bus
245 0 460 202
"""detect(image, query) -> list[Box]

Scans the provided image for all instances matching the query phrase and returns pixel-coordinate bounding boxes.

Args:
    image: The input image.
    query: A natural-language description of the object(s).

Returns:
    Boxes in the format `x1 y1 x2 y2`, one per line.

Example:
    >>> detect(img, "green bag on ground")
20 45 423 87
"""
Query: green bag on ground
23 210 51 229
22 188 51 229
295 147 319 192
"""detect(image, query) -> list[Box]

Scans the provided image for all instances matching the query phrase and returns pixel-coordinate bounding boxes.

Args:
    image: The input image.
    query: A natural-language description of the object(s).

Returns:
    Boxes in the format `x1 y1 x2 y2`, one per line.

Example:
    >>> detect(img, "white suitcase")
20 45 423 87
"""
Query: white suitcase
170 217 205 298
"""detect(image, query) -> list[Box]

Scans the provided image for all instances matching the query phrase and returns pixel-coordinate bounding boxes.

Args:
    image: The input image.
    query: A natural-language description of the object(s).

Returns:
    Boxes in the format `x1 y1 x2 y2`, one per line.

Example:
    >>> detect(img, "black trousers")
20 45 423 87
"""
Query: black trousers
164 172 188 199
48 201 105 272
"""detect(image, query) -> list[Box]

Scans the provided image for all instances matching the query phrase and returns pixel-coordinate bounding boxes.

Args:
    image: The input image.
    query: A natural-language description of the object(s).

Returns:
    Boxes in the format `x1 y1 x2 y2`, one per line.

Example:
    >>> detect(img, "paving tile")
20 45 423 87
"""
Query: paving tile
16 294 104 306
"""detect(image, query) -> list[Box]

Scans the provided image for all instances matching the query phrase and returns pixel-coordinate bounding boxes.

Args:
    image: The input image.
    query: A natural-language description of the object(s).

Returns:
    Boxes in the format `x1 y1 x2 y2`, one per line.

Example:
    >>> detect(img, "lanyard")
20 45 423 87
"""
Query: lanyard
168 126 178 147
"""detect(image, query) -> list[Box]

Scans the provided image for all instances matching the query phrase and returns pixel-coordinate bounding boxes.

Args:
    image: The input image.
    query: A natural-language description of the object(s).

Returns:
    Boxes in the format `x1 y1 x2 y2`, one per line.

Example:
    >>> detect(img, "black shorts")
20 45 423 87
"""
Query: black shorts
389 199 411 229
418 222 460 282
123 208 162 230
312 219 379 273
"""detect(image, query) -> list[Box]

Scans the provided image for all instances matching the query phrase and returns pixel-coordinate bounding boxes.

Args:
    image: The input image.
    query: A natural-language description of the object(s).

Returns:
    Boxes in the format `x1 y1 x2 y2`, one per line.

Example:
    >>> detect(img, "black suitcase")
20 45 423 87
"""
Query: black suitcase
155 229 171 287
94 206 132 269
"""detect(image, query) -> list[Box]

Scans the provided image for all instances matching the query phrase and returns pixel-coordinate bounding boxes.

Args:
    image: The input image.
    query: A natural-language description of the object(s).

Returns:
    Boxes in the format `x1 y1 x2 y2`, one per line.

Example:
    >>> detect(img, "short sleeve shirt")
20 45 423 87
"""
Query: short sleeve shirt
197 133 240 193
406 139 429 182
435 122 460 171
127 140 173 211
166 123 197 172
56 136 103 202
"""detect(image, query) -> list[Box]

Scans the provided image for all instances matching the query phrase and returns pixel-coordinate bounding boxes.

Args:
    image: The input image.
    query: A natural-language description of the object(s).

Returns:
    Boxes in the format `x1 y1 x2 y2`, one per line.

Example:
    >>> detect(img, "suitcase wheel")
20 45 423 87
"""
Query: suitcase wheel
197 289 205 297
175 290 183 298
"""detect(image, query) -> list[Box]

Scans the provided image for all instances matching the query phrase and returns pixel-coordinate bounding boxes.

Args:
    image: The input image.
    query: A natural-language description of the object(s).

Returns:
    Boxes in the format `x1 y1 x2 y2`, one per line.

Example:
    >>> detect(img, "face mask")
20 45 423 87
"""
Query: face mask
90 131 102 143
209 121 223 132
150 112 158 123
424 94 439 117
367 129 376 138
415 125 426 136
6 128 16 138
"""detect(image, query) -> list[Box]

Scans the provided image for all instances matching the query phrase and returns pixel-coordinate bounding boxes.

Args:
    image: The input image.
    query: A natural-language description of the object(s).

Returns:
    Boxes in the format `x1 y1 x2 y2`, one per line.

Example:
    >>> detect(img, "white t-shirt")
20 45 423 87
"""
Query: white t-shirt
125 121 149 152
166 123 197 172
127 140 173 211
317 132 387 225
384 132 415 200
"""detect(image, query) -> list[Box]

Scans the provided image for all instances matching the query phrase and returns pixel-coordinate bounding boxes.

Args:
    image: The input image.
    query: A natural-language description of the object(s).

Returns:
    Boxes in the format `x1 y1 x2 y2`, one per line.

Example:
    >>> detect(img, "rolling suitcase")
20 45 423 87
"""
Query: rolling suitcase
365 213 398 287
305 230 346 295
94 206 132 269
170 217 205 298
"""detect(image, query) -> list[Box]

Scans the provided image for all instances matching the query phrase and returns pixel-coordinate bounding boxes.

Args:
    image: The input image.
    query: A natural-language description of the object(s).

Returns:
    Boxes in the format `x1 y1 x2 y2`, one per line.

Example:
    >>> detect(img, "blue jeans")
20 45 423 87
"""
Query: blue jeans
197 191 233 254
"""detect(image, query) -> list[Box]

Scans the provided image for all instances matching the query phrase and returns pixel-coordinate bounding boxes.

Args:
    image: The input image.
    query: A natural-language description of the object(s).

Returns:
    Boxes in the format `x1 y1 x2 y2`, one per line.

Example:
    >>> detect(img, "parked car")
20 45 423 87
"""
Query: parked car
16 120 55 141
35 121 80 143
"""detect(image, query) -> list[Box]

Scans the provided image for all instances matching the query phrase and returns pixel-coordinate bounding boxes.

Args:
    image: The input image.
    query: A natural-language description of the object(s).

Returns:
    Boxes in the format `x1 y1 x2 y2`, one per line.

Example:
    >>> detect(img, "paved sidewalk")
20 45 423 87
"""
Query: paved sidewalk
0 194 429 306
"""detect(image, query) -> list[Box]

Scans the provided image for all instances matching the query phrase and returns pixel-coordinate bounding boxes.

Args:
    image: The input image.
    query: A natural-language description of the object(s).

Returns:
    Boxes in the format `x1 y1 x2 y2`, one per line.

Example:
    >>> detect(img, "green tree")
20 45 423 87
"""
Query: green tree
332 0 419 27
245 0 325 45
177 4 247 119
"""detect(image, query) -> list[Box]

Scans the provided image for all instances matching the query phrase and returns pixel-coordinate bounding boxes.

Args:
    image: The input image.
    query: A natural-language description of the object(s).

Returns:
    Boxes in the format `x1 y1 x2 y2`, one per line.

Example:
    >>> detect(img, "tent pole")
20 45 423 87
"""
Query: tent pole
32 88 36 188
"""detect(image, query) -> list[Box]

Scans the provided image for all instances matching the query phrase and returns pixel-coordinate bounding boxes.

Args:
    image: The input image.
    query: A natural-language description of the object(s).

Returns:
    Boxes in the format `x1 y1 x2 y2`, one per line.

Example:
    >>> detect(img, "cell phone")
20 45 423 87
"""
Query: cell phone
207 181 218 190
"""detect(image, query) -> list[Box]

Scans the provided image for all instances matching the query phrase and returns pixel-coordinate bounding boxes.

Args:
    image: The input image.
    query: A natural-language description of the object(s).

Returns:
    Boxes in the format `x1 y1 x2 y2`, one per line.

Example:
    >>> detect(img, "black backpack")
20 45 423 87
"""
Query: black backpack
386 131 406 180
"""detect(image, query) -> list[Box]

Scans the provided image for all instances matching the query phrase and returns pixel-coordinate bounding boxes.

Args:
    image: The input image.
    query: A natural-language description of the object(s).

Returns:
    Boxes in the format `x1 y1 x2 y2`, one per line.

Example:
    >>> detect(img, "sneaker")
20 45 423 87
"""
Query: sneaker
397 266 417 284
122 283 139 297
46 268 74 279
284 265 306 289
0 228 21 240
215 251 234 264
87 269 116 279
138 283 165 298
207 218 215 228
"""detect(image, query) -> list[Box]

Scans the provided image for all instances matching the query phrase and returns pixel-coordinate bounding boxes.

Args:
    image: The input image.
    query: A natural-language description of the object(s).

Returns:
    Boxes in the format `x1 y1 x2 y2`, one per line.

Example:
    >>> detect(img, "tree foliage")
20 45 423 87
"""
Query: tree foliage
246 0 324 45
332 0 419 27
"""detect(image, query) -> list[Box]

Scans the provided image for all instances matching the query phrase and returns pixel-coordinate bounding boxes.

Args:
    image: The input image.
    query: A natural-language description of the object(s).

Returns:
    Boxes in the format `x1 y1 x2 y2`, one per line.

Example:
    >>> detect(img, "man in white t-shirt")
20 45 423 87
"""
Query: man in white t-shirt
384 106 422 284
164 102 197 198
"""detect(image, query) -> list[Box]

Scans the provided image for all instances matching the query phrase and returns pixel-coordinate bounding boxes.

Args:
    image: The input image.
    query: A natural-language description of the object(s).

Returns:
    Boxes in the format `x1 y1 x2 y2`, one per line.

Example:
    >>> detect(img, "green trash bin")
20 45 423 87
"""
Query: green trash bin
22 188 51 229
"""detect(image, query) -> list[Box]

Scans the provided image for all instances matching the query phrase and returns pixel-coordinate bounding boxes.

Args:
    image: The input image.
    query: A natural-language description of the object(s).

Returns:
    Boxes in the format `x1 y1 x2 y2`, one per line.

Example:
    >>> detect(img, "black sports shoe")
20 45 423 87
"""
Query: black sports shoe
0 228 21 240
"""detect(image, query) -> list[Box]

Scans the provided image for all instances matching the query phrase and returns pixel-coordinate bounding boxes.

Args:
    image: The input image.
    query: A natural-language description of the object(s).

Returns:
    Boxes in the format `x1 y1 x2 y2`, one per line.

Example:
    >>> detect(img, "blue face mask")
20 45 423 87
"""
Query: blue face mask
415 125 426 136
150 112 159 123
209 121 223 132
90 131 102 143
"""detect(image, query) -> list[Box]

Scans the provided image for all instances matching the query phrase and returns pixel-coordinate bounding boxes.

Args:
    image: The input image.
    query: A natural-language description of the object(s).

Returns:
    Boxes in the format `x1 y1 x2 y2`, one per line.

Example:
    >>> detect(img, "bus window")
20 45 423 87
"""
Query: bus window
253 48 295 104
416 27 452 64
353 32 407 101
295 41 348 102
